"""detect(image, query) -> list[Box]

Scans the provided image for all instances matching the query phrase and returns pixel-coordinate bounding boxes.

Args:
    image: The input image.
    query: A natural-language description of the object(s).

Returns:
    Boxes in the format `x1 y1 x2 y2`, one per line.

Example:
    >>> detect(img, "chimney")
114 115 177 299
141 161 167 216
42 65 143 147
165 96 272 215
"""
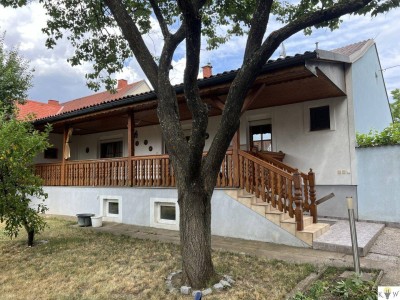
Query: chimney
48 100 59 106
202 63 213 79
117 79 128 89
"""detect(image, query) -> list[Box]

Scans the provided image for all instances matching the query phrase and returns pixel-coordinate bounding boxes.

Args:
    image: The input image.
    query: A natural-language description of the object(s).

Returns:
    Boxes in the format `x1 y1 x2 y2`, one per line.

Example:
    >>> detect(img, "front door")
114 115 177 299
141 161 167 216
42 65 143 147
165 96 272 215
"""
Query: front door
249 122 272 152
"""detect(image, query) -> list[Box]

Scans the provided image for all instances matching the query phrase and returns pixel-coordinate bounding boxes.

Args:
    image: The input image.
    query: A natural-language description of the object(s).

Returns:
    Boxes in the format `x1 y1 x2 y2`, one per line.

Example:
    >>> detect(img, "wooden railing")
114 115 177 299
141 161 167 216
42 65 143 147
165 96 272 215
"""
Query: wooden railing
238 150 316 230
35 151 234 188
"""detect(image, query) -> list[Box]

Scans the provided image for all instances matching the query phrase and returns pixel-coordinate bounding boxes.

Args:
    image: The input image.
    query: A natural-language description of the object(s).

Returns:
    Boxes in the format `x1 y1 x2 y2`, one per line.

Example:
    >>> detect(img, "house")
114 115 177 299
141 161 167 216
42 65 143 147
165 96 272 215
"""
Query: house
23 39 392 247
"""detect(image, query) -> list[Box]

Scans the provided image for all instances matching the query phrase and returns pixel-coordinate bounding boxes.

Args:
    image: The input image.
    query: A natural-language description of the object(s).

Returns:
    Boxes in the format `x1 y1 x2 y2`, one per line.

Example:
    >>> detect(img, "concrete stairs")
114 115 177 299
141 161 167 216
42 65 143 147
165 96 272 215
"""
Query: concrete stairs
226 189 330 246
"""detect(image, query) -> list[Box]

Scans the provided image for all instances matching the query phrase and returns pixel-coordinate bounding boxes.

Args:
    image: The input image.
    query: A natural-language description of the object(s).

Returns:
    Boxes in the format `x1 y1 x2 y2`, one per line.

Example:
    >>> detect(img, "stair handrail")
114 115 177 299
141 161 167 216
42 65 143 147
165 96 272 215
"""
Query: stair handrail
238 150 305 230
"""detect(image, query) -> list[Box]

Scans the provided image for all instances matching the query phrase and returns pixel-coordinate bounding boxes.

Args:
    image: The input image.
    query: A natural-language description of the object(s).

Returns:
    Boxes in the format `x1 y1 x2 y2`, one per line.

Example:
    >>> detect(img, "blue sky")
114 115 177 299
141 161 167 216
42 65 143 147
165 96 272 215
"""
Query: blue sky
0 3 399 103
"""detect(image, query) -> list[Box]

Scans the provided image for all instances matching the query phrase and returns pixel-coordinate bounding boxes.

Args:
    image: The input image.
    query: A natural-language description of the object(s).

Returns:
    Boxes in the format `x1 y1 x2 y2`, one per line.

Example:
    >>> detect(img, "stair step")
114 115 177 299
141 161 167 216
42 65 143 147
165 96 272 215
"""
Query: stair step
296 223 330 246
237 195 255 207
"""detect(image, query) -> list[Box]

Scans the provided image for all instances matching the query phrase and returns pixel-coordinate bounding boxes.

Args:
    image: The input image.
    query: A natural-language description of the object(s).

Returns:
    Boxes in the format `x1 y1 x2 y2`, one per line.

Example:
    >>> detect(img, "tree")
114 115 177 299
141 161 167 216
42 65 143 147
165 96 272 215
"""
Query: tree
391 88 400 123
0 114 51 246
0 32 33 118
2 0 399 288
0 35 50 247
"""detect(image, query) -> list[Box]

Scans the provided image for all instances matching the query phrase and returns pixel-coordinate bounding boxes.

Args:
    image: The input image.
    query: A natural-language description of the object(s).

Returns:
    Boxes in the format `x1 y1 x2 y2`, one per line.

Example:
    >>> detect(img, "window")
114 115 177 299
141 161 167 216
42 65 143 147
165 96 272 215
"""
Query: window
159 204 176 223
250 124 272 152
150 198 179 230
100 195 122 222
107 200 119 216
100 141 123 158
310 106 330 131
44 147 58 159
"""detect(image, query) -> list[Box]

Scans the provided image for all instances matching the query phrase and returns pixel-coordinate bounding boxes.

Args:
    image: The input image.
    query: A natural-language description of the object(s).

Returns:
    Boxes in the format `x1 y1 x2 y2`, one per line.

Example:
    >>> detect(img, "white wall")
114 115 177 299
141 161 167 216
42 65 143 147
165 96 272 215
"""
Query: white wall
357 145 400 224
240 97 354 185
33 187 308 247
351 45 393 133
34 133 63 164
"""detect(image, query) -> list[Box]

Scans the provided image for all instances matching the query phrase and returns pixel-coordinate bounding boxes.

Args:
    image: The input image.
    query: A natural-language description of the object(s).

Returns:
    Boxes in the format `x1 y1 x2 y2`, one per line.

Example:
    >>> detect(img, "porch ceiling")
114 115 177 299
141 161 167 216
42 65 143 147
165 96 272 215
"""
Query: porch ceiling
47 64 345 135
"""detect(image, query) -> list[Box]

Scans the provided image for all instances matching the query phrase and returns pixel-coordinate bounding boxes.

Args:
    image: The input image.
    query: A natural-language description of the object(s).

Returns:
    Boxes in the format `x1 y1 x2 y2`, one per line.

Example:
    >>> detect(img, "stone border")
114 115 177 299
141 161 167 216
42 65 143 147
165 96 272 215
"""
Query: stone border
165 270 235 297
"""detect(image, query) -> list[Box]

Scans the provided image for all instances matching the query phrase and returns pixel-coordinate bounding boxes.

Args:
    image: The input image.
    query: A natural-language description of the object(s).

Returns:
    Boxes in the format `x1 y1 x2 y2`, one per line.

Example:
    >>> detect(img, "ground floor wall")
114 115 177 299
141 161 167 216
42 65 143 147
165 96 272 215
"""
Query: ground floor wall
315 185 358 219
34 187 309 248
356 145 400 225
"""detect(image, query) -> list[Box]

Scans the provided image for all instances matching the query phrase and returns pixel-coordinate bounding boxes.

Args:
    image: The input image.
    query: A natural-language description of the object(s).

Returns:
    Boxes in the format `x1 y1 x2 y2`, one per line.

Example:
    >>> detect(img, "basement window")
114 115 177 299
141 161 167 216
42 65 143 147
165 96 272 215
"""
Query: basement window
100 195 122 222
310 105 330 131
150 198 179 230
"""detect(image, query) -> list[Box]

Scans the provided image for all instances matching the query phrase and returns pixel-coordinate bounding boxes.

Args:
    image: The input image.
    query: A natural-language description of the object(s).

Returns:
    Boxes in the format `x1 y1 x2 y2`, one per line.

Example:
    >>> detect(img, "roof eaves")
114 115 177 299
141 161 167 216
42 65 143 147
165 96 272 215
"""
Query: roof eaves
34 51 318 126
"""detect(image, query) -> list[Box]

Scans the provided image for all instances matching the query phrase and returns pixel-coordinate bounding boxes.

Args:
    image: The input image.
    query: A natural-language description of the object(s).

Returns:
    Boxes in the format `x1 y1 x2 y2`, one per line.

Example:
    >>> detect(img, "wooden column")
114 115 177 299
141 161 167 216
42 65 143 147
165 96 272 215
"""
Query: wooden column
127 112 135 186
61 125 68 186
232 130 240 187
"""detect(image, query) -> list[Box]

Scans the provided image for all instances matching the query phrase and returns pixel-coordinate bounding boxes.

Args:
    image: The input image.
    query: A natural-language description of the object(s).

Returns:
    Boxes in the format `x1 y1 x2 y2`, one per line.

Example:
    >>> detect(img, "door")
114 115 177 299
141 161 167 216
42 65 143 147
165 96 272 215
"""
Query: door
249 122 272 152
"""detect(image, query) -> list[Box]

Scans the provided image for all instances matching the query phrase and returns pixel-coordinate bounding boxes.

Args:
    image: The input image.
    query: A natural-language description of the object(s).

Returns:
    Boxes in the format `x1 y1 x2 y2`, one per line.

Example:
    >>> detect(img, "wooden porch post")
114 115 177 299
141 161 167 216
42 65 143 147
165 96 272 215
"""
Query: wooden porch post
232 130 240 187
293 171 304 231
61 125 68 186
127 111 135 186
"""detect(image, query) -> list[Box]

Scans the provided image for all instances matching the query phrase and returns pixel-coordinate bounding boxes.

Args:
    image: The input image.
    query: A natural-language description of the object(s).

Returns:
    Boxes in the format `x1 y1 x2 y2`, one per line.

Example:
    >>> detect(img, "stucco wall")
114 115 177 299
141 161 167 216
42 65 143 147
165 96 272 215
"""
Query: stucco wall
34 133 63 164
356 145 400 223
34 187 308 247
351 45 393 133
241 97 354 185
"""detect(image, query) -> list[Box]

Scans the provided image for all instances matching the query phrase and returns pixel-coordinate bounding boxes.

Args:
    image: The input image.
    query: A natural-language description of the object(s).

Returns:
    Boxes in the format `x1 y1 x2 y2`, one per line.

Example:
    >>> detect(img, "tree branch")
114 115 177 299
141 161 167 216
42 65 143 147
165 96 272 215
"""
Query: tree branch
104 0 159 88
243 0 274 62
175 0 209 173
149 0 170 38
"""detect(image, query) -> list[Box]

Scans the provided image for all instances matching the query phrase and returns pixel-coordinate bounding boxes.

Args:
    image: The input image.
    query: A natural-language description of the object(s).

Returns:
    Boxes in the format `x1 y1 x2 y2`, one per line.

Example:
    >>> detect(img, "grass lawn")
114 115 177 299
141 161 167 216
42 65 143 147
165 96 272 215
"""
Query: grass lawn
1 217 315 300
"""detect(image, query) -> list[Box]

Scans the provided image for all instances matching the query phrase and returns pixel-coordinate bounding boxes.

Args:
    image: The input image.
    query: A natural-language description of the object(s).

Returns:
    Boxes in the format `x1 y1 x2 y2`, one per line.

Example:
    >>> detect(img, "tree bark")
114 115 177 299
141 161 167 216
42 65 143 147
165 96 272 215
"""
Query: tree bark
178 176 216 289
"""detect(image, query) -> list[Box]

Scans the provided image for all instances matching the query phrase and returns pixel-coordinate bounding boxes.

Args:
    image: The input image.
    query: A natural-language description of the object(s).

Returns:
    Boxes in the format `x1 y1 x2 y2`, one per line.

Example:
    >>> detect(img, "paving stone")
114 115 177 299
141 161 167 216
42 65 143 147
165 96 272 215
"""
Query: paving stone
220 280 231 287
202 288 212 296
213 283 224 291
180 286 191 295
223 275 235 284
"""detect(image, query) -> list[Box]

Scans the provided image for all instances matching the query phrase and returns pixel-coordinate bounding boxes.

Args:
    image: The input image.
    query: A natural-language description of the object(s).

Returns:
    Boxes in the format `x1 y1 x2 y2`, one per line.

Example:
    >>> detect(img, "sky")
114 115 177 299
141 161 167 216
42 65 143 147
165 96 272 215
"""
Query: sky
0 3 399 103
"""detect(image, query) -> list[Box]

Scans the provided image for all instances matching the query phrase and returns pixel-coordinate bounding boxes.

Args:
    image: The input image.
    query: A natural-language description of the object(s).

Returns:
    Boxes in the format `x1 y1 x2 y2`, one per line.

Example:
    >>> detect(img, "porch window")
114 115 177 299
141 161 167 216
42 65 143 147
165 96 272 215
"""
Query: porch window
250 124 272 152
100 141 123 158
310 106 330 131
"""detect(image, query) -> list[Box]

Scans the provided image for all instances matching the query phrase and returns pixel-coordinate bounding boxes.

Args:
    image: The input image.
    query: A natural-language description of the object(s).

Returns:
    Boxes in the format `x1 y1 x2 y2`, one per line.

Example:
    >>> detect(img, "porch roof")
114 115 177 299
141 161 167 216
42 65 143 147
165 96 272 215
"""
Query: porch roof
33 47 354 134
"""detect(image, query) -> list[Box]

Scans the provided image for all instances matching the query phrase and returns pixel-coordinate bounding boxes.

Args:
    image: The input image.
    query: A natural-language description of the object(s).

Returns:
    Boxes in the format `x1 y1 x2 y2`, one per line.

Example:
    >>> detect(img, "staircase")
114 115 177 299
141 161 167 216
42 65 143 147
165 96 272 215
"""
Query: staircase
226 189 329 245
228 150 330 246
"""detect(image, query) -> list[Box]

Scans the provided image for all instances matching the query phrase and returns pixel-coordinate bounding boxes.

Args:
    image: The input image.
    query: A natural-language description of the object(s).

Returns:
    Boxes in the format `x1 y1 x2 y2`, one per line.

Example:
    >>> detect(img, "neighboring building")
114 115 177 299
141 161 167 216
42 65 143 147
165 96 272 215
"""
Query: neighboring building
23 39 392 247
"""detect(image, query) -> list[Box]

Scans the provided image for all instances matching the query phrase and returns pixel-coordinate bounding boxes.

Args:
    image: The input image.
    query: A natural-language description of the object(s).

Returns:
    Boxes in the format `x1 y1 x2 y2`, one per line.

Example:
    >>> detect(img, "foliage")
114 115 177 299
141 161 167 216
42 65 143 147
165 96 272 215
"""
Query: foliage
391 88 400 123
291 271 377 300
356 122 400 147
0 113 51 244
333 274 376 300
0 32 33 117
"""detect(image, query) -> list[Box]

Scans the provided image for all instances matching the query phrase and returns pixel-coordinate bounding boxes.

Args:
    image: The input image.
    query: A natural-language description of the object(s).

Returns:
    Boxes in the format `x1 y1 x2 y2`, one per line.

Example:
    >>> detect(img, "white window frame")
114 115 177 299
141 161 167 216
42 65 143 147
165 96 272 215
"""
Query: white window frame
303 100 336 133
150 198 179 230
99 195 122 222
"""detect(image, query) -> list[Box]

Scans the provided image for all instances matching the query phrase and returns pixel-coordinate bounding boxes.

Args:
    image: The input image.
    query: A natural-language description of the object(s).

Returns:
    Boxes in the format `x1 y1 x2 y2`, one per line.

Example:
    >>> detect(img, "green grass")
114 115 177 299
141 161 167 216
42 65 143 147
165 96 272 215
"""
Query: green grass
1 217 315 299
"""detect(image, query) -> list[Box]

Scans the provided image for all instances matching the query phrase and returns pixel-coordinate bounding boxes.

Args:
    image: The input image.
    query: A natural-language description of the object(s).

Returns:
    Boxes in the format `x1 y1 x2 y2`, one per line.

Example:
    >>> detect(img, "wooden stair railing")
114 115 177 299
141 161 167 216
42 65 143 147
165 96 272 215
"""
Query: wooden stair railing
238 150 317 231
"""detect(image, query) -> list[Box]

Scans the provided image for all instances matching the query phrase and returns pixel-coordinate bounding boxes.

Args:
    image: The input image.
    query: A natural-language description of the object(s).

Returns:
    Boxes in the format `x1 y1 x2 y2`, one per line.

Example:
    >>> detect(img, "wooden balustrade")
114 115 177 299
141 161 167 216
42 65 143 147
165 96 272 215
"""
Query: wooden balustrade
34 151 234 189
245 151 317 224
35 150 315 230
238 150 312 230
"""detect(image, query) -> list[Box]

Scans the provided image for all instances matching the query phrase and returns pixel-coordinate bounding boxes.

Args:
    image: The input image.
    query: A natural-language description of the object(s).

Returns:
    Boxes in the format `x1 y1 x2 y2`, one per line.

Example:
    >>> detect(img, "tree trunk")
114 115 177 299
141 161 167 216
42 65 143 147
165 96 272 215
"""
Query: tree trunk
23 221 35 247
178 179 216 289
27 229 35 247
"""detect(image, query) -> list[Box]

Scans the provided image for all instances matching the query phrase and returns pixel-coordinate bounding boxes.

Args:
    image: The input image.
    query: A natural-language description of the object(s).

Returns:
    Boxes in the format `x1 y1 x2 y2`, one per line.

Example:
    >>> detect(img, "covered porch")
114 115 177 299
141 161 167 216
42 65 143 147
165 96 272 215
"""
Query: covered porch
33 52 348 231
